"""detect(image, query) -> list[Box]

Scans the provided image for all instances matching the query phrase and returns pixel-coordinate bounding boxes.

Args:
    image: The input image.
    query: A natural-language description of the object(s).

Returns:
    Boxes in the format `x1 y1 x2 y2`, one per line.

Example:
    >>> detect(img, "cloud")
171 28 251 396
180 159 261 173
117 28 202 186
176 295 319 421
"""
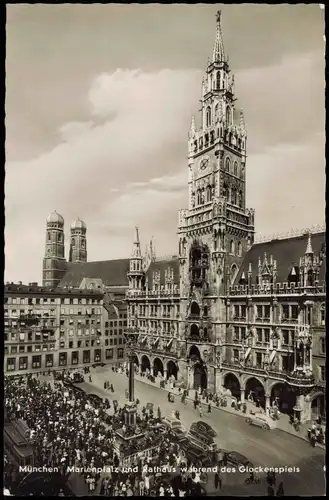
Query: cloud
5 51 325 284
5 68 201 282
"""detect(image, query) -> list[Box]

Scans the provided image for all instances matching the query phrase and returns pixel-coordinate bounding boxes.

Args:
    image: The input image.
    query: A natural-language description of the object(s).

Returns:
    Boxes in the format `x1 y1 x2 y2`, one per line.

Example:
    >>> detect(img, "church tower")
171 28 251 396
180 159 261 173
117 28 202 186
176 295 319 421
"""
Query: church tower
177 11 255 392
127 227 144 292
69 219 87 263
42 211 67 287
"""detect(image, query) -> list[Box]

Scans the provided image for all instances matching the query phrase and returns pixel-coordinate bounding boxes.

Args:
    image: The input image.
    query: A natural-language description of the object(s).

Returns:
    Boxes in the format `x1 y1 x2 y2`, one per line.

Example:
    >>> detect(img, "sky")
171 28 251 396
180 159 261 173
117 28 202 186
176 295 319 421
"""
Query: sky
5 3 325 284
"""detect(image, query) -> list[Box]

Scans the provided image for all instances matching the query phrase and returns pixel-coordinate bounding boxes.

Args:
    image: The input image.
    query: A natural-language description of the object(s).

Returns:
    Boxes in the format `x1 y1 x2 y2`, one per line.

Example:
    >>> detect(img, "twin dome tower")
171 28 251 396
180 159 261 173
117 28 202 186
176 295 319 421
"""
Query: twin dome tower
42 211 87 287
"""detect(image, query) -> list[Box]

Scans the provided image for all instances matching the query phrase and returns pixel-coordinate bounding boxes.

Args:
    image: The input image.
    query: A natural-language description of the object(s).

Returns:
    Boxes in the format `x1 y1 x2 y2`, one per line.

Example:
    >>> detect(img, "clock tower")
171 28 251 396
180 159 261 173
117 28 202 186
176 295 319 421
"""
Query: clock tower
177 11 255 392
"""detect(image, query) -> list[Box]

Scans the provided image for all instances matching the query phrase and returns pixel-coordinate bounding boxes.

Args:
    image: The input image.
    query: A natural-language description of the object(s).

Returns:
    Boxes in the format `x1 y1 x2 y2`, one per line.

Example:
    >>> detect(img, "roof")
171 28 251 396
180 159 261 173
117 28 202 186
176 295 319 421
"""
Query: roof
146 256 180 289
58 259 130 288
234 231 326 285
4 283 103 297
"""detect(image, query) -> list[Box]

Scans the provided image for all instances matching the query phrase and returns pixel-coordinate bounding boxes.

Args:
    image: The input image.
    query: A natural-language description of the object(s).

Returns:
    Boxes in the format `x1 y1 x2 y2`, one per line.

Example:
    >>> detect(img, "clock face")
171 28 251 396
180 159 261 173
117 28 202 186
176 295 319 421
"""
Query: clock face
199 157 209 170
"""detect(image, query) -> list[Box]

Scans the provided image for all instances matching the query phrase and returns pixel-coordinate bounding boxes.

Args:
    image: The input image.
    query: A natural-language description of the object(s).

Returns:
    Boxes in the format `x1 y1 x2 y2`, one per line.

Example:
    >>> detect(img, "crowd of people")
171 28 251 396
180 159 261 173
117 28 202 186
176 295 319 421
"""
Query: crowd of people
3 372 208 496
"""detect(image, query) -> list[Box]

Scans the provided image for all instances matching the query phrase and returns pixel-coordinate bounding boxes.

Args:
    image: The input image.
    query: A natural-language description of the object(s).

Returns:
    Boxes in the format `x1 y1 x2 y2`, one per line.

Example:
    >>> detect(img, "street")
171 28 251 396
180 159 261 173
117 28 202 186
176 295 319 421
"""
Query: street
78 366 325 496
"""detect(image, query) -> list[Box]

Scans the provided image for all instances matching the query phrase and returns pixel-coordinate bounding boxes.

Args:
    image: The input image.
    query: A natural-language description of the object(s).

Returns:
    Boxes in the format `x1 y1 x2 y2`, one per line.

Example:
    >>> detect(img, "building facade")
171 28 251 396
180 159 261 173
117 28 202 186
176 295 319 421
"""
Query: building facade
4 283 105 374
125 12 326 423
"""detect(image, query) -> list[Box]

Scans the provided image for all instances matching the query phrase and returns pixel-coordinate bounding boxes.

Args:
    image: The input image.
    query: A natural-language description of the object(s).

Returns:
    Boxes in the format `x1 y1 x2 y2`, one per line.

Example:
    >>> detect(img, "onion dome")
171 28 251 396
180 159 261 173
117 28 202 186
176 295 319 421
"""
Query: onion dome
46 210 64 225
71 218 86 230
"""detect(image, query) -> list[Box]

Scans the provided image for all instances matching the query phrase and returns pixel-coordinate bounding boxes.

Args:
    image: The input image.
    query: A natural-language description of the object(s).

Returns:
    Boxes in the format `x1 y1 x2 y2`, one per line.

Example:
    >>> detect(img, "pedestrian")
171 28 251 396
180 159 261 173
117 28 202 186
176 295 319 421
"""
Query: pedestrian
193 400 197 410
199 406 203 418
276 482 284 496
208 403 211 413
268 485 275 496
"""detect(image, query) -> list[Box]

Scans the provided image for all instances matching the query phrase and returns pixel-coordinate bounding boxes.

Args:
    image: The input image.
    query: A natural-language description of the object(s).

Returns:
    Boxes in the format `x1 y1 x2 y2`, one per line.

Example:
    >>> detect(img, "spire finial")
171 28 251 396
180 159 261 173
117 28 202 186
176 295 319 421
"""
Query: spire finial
305 232 313 255
212 9 225 63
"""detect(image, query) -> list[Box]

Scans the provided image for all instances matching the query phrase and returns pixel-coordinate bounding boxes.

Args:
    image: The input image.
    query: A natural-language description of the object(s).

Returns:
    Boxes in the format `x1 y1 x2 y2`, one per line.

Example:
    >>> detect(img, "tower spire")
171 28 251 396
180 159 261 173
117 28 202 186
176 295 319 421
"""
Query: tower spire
305 232 313 255
132 226 142 258
212 10 225 63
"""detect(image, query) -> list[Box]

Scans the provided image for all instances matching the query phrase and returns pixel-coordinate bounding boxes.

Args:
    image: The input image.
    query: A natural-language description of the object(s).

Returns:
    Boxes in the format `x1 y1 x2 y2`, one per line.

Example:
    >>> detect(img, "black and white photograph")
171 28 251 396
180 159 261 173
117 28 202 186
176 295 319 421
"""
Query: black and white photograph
4 3 326 497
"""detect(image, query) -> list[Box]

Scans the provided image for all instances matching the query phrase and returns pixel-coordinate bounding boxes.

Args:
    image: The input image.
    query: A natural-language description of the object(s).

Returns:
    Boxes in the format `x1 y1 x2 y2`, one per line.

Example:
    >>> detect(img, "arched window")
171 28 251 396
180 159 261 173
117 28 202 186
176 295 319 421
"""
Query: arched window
238 241 242 257
226 106 232 125
197 189 202 205
216 71 221 89
238 190 243 208
214 104 219 120
234 161 238 176
191 302 200 317
206 185 212 202
231 264 238 283
71 238 75 246
223 184 228 198
58 233 62 242
231 188 237 205
225 157 231 172
204 306 208 316
230 240 235 254
47 232 51 241
206 107 212 127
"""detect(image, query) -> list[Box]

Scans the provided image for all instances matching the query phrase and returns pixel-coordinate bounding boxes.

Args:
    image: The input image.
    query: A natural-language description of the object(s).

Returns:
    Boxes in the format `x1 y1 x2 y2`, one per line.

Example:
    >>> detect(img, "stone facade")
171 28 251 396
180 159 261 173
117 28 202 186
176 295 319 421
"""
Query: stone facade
125 12 326 423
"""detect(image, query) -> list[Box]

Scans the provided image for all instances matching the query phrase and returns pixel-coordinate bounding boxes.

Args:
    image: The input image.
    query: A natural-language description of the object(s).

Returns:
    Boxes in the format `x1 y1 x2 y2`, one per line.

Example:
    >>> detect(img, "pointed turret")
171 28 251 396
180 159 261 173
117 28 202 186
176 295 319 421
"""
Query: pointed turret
305 232 313 255
239 109 246 131
189 115 196 139
212 10 225 63
132 226 142 259
128 227 144 291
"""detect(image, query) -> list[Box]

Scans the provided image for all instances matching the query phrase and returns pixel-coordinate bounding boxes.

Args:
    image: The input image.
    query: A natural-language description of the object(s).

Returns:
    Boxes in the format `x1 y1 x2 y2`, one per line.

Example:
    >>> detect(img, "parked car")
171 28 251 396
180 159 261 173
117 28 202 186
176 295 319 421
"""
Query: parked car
225 451 253 468
162 417 186 435
246 413 276 430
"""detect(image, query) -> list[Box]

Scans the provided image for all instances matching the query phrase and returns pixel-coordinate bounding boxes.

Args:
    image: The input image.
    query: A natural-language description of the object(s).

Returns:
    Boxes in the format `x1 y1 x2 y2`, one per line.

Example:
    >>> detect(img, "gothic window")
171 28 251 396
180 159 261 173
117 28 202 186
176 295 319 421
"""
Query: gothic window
197 189 202 205
206 185 212 202
71 238 75 246
225 157 231 172
194 140 198 153
204 306 208 316
216 71 221 89
231 264 238 283
206 107 212 127
190 302 200 317
238 242 242 257
238 190 243 208
234 161 238 176
223 184 228 198
226 106 232 125
231 188 237 205
214 104 219 120
230 240 235 255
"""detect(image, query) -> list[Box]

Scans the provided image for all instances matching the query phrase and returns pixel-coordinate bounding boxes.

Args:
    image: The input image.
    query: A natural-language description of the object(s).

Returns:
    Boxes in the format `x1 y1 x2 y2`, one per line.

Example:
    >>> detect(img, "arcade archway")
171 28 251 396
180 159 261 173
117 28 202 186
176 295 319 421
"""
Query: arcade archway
167 360 178 380
224 373 241 399
245 377 265 407
193 363 207 390
270 383 294 414
311 393 325 420
141 355 150 373
153 358 164 377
